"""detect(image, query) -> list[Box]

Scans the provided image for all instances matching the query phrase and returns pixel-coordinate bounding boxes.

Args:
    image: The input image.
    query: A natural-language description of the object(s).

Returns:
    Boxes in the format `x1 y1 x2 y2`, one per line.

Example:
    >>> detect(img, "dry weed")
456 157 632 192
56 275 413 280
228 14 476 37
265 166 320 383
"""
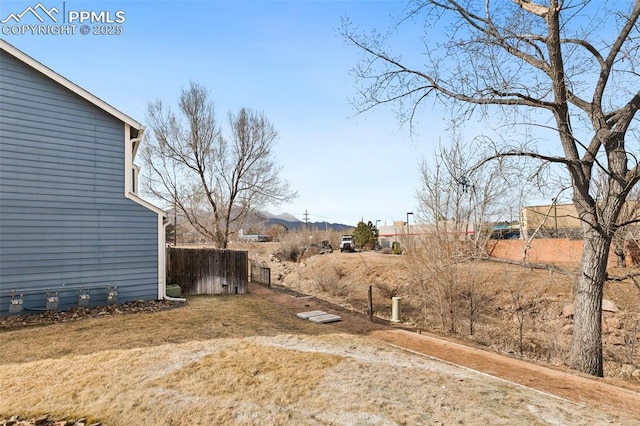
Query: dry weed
373 281 399 299
312 265 349 298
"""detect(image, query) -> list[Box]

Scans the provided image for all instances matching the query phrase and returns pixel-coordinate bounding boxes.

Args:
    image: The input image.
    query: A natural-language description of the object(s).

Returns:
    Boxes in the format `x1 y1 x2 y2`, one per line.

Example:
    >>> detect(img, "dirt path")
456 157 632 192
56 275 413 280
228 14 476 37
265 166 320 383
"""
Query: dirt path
249 283 640 420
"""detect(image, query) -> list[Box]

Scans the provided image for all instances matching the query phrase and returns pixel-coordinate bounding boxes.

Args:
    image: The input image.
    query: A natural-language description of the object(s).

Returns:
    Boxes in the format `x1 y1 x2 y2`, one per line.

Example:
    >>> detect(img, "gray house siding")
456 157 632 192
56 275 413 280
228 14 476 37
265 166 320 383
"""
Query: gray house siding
0 49 161 316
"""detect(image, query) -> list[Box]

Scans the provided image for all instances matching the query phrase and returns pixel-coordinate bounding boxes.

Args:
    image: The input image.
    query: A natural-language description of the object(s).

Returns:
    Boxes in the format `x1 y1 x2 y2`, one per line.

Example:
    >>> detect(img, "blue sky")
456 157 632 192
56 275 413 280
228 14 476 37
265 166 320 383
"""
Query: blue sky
1 0 471 226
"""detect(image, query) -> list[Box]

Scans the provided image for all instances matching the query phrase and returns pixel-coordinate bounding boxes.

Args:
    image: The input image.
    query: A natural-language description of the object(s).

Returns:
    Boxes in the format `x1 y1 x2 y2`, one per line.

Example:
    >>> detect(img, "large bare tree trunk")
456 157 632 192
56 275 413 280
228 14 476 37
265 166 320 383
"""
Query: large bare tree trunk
570 229 610 376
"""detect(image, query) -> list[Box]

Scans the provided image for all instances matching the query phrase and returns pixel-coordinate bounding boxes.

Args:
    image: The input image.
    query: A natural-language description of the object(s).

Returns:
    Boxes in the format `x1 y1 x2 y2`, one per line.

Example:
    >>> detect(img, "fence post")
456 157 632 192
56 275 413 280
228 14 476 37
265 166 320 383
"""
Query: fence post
368 285 373 322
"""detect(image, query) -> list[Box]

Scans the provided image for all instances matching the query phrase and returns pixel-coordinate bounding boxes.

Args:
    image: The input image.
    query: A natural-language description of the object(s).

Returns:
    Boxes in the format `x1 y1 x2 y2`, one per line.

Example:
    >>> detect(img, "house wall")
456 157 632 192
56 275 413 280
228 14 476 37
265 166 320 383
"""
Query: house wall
0 51 159 315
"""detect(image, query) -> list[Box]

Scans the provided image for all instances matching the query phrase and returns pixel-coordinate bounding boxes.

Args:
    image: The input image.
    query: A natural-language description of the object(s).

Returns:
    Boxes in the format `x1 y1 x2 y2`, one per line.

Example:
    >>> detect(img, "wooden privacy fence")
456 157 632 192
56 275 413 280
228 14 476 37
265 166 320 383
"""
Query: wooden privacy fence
250 262 271 287
166 247 248 295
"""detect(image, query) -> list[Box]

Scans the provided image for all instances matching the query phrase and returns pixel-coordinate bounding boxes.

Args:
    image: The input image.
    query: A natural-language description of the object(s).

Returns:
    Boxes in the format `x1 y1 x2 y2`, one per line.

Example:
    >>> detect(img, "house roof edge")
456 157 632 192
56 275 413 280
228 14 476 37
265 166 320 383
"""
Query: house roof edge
0 38 143 131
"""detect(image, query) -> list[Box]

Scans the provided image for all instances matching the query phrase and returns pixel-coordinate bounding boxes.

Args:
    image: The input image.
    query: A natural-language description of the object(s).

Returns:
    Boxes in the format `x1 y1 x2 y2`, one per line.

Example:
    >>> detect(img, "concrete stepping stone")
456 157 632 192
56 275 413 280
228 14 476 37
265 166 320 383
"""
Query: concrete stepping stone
308 313 342 323
296 310 342 323
296 310 326 319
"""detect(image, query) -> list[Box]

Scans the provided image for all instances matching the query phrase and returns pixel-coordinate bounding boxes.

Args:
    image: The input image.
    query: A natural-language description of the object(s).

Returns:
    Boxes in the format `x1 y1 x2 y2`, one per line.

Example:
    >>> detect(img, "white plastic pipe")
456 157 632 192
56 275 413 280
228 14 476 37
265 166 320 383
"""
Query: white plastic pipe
391 297 402 322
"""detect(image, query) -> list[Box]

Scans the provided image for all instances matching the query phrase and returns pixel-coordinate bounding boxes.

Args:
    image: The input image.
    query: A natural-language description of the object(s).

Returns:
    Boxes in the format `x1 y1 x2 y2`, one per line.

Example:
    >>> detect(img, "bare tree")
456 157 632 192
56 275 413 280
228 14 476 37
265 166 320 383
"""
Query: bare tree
408 135 512 335
417 133 526 255
142 82 296 248
343 0 640 377
405 236 465 333
509 281 531 358
461 282 492 336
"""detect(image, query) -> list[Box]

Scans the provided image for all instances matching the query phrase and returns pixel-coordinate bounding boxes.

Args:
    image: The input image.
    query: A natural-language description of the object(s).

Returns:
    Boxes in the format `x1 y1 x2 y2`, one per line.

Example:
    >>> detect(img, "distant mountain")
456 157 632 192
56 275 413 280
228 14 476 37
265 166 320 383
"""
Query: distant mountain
260 211 353 232
265 212 300 222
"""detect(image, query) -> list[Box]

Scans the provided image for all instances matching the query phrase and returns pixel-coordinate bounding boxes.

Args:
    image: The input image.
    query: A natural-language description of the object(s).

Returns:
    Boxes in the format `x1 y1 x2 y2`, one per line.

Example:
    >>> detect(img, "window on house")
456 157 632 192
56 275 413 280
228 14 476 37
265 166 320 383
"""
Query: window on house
131 165 139 194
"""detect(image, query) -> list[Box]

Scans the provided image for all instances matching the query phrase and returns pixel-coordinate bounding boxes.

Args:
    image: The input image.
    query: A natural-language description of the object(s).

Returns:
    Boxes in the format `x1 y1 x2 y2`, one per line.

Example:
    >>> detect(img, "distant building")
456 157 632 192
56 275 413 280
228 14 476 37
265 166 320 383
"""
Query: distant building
238 229 272 242
381 199 640 247
520 203 582 240
520 201 640 240
377 220 476 248
241 234 272 242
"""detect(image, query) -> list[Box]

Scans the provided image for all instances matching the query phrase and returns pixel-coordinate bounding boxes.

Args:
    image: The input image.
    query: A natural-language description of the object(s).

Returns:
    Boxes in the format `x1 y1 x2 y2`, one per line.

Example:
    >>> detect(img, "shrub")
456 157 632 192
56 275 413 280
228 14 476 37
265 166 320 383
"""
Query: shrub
275 241 301 262
374 281 399 299
313 266 349 298
301 244 320 260
332 265 346 279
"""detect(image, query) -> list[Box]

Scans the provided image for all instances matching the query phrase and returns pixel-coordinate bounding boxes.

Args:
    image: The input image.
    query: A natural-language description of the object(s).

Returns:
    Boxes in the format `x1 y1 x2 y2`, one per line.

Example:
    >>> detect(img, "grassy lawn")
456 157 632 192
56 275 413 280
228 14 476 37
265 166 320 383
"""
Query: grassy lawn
0 295 335 365
1 295 635 425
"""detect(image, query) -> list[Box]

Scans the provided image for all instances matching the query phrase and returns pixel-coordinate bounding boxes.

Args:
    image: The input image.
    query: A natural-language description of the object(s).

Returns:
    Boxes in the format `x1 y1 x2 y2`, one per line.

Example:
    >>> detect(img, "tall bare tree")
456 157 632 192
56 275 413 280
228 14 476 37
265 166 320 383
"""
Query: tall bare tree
342 1 640 376
142 82 296 248
408 134 518 334
417 134 526 254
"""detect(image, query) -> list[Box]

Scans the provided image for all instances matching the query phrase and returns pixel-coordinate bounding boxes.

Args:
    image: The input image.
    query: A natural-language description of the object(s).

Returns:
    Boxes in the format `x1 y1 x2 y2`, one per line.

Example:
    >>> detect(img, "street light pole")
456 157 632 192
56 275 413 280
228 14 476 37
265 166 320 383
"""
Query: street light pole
406 212 413 235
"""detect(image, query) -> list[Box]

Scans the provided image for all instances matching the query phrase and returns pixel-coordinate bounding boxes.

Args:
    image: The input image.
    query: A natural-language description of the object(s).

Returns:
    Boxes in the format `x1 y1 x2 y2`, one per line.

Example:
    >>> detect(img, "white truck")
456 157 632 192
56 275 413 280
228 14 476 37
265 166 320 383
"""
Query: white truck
339 235 355 252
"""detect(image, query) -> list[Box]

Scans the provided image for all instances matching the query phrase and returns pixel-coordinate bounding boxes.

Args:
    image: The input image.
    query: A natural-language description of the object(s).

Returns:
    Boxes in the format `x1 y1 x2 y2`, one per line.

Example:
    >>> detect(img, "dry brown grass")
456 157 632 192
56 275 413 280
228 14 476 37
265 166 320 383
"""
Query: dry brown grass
2 293 637 425
0 295 334 365
153 343 342 405
3 240 638 424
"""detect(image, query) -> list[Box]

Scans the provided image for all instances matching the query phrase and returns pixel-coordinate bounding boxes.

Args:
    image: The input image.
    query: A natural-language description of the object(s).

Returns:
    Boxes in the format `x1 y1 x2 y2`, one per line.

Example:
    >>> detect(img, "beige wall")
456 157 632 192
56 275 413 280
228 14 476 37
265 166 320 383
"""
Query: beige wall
520 203 581 239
